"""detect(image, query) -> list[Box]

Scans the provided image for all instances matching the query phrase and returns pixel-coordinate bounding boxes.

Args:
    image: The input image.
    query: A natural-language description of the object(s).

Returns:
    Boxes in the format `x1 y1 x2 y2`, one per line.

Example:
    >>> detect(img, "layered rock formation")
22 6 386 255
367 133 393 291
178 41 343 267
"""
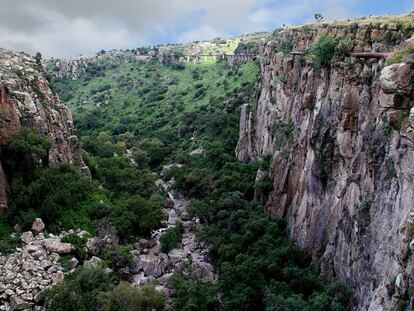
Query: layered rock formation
0 49 89 212
236 14 414 310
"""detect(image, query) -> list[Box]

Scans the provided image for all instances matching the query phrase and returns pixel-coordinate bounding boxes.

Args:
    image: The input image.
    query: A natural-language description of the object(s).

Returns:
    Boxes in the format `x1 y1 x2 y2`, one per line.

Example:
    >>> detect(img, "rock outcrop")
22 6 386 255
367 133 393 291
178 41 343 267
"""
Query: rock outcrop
236 13 414 310
0 49 90 212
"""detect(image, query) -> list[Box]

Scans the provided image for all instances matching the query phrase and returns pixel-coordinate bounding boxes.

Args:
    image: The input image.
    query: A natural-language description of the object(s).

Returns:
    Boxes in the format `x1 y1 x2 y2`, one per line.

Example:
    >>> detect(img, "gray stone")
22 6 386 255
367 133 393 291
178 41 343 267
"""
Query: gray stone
10 295 31 310
20 232 33 244
67 257 79 270
31 218 45 234
42 239 75 254
84 256 102 268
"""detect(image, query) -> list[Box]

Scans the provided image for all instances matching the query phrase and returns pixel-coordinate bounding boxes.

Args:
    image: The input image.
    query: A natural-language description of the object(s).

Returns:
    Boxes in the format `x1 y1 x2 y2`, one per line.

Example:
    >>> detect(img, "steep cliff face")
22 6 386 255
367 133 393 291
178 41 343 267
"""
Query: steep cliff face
236 14 414 310
0 49 89 212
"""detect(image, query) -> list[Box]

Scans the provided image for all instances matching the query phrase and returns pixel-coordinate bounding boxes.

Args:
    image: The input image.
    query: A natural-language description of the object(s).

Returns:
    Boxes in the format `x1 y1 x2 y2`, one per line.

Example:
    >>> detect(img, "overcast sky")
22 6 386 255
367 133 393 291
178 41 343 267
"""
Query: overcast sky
1 0 413 58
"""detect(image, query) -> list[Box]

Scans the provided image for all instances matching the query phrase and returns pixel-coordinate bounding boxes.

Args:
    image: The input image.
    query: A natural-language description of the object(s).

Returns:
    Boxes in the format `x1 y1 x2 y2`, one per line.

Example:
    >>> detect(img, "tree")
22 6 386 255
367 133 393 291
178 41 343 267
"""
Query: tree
34 52 42 66
97 282 164 311
314 13 324 23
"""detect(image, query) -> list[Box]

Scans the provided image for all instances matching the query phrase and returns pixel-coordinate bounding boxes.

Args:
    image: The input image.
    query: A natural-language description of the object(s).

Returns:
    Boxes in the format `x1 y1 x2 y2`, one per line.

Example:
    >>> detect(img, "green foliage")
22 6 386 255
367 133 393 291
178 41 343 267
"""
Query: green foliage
34 52 42 66
160 223 183 253
110 195 164 240
387 45 414 65
1 129 52 179
46 50 351 311
276 35 294 55
97 282 164 311
256 175 274 197
41 267 118 311
397 300 409 311
90 156 157 199
61 233 89 263
306 35 340 69
197 193 350 311
0 130 109 233
171 274 220 311
7 164 103 232
268 119 294 149
0 221 19 254
358 198 373 217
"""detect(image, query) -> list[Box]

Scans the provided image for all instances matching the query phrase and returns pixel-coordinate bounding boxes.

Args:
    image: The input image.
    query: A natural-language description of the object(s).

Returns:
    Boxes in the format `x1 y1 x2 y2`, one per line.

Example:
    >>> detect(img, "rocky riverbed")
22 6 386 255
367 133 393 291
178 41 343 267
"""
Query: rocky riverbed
0 177 216 310
129 178 216 300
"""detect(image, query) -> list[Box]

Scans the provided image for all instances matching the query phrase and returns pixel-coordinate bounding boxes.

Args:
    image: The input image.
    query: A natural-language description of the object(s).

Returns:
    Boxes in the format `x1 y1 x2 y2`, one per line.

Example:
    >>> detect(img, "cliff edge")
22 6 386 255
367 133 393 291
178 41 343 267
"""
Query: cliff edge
236 13 414 309
0 49 89 213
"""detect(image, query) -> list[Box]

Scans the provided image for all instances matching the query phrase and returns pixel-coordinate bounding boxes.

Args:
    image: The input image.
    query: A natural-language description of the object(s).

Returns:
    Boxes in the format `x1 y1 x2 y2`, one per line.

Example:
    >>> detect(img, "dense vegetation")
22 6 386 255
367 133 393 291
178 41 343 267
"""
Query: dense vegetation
56 53 349 309
0 40 352 310
0 129 163 242
41 267 164 311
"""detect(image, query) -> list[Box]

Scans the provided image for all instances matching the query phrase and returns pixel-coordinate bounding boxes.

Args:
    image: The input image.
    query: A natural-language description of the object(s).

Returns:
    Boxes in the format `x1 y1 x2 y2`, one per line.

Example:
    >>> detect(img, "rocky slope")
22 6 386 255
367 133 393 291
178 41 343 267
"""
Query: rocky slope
236 13 414 310
0 49 89 213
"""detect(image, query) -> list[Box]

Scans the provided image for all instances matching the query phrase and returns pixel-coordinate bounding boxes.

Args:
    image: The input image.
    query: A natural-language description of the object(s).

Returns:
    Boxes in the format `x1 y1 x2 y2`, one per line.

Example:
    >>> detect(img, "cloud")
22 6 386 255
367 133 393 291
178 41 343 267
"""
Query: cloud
0 0 411 57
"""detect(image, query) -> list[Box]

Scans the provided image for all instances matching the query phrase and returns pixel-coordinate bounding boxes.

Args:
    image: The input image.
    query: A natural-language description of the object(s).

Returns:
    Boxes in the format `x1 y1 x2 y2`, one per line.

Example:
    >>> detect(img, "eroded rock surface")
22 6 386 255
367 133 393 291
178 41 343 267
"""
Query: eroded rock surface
236 19 414 310
0 49 90 213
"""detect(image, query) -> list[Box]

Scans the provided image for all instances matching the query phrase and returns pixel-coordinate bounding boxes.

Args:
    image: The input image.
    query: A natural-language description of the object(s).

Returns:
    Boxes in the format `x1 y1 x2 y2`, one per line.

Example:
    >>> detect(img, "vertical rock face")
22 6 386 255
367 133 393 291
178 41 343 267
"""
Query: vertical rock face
236 15 414 310
0 49 89 212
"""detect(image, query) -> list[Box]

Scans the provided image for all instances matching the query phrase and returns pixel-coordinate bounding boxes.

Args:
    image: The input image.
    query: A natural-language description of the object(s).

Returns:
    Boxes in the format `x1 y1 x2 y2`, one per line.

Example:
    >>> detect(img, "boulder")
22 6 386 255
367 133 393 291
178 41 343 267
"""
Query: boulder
31 218 45 234
10 295 31 310
51 271 64 284
138 238 149 248
86 237 101 255
67 257 79 270
42 239 75 254
20 232 33 244
380 63 413 94
84 256 102 268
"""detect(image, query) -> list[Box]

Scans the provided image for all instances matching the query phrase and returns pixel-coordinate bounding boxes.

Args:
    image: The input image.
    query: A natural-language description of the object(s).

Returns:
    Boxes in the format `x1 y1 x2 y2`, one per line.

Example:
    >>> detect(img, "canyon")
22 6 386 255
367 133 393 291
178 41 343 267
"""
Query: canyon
0 11 414 311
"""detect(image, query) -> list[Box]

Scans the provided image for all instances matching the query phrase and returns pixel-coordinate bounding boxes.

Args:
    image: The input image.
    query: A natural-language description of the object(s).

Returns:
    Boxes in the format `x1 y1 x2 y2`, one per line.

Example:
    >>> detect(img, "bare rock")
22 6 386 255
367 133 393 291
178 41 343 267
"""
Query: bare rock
67 257 79 270
20 232 33 244
84 256 102 268
380 63 413 94
86 237 101 255
51 271 64 284
10 295 31 310
42 239 75 254
31 218 45 234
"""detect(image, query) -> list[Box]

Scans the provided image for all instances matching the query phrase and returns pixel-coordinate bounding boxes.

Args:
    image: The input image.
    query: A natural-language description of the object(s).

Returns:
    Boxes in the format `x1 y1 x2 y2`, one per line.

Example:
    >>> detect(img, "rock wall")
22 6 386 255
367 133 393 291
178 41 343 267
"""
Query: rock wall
0 49 89 212
236 14 414 310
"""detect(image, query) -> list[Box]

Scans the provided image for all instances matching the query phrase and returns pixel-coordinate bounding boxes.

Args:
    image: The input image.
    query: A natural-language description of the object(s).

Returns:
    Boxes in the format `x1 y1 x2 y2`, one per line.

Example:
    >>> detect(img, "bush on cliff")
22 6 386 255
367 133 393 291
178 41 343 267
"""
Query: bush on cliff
306 35 339 69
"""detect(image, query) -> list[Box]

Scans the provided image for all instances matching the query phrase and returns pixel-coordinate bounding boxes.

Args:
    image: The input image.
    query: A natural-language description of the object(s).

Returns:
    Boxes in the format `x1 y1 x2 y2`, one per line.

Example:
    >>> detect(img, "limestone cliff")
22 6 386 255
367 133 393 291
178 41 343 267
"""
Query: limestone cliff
0 49 89 212
236 13 414 310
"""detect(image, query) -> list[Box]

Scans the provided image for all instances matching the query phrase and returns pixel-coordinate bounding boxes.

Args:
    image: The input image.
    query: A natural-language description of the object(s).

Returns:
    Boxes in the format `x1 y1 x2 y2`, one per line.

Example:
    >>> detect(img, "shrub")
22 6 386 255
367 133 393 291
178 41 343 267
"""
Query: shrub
306 35 339 69
41 267 118 311
160 223 183 253
387 45 414 65
7 163 103 232
171 274 220 311
276 35 294 55
110 195 164 240
97 282 164 311
61 233 89 263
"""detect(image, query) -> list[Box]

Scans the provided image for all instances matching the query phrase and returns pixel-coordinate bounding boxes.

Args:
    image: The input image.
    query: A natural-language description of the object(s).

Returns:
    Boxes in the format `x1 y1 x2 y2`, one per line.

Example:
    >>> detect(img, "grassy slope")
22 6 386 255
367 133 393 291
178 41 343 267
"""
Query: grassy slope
52 56 260 159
